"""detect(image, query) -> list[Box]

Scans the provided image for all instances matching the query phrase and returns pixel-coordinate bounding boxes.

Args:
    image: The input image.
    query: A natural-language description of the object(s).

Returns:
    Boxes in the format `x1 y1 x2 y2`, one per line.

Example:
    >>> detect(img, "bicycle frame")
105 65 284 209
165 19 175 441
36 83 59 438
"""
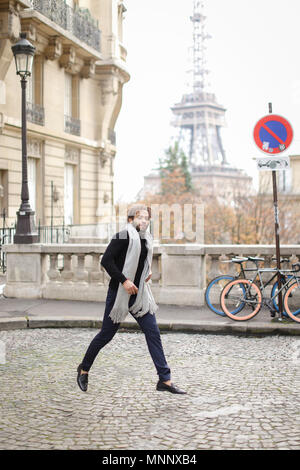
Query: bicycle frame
225 259 300 311
268 271 300 301
220 258 300 320
245 266 299 307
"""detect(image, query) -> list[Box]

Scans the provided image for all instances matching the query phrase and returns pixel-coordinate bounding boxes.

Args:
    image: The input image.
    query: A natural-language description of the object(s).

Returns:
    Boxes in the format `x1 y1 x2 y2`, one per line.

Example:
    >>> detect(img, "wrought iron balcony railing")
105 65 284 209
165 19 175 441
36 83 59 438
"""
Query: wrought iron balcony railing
28 0 101 52
26 102 45 126
64 115 81 136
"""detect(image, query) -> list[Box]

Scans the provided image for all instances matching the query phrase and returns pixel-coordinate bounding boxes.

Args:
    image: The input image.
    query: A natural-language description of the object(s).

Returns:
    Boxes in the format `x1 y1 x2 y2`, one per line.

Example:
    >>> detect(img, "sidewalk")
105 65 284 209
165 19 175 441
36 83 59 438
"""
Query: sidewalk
0 287 299 335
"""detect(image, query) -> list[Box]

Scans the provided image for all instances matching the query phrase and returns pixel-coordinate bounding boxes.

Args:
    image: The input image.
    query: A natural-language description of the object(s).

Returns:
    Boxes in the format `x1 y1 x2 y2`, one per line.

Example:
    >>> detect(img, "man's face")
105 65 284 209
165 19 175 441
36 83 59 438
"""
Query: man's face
132 209 150 232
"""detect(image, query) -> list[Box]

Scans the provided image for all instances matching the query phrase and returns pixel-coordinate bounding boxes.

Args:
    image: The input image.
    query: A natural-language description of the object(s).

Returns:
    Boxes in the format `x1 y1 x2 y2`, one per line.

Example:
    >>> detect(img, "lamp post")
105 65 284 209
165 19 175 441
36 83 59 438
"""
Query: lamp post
11 33 39 243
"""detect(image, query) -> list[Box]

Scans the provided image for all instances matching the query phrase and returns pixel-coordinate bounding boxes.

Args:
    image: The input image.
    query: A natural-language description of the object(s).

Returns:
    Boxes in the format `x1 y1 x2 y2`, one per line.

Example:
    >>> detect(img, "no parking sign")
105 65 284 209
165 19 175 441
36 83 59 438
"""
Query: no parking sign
252 105 293 319
253 114 293 154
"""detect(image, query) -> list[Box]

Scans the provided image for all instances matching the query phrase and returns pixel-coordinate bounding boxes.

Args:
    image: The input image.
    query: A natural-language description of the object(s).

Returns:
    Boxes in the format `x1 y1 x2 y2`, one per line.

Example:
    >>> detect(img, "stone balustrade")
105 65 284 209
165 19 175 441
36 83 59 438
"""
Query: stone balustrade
3 243 300 306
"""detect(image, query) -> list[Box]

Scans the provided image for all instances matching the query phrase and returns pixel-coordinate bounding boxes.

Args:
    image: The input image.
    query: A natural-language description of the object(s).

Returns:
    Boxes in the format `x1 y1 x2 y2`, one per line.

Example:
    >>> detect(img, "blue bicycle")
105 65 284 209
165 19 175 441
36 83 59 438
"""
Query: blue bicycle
205 256 291 317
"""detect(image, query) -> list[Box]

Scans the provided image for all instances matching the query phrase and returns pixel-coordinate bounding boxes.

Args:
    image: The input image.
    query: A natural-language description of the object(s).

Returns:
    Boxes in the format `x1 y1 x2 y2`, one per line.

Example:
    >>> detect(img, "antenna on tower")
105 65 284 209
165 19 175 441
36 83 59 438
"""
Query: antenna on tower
190 0 211 93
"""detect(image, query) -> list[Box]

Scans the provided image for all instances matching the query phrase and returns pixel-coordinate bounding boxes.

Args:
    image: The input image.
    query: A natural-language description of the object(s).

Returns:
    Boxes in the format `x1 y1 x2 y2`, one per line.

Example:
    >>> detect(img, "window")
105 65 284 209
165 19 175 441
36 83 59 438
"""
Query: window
64 164 74 225
0 170 8 218
278 169 292 193
64 72 72 117
26 60 35 104
64 72 80 136
28 157 37 213
26 56 44 125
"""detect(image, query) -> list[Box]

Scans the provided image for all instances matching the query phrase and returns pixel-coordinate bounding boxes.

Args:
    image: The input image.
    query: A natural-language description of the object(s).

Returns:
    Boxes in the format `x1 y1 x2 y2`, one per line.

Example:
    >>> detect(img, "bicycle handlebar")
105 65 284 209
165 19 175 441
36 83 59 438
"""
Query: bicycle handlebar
272 257 290 263
292 263 300 272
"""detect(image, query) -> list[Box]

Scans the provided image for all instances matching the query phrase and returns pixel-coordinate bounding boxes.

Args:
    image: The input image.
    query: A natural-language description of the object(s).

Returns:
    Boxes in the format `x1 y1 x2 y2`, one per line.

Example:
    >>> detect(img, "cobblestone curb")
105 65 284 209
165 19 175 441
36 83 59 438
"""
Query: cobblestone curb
0 316 299 336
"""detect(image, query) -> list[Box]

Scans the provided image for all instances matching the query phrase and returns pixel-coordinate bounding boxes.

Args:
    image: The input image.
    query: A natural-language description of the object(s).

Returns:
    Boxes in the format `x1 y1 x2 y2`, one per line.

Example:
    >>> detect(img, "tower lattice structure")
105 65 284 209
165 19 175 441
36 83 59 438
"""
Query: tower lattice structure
171 0 227 170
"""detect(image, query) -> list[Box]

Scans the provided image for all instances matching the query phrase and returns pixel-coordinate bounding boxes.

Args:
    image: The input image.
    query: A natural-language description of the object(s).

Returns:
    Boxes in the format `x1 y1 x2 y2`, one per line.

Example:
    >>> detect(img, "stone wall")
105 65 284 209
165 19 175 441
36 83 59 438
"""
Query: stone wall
3 243 300 306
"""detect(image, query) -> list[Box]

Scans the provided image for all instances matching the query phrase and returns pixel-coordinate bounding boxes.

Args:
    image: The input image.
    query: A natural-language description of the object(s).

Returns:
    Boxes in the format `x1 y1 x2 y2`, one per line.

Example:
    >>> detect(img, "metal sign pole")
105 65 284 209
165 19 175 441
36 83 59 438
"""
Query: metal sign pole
268 103 283 320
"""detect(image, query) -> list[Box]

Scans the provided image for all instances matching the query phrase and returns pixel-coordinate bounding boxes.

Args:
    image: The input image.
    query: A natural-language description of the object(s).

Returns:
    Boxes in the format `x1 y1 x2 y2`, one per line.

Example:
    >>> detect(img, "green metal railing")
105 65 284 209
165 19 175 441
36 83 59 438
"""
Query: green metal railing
0 227 15 274
0 224 71 273
38 222 71 244
0 220 149 273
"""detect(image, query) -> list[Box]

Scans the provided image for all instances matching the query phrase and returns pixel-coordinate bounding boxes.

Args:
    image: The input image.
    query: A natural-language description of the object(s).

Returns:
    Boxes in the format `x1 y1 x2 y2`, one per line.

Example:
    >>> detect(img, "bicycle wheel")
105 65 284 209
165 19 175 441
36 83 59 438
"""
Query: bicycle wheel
220 279 262 321
271 277 294 318
283 281 300 323
205 275 244 316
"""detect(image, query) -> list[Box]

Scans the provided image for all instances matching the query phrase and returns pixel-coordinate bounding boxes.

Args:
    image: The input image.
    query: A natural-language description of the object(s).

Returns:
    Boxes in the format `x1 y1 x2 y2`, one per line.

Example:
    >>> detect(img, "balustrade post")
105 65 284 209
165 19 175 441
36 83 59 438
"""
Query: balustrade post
60 253 73 282
207 254 221 282
90 253 102 283
74 253 88 283
150 254 161 285
160 252 168 287
219 254 230 275
47 253 60 282
264 255 273 269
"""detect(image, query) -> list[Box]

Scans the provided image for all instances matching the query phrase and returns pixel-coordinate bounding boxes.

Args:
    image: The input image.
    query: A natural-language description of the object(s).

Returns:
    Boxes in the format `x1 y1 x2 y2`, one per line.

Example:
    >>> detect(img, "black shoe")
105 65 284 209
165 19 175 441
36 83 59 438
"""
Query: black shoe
77 363 88 392
156 380 187 394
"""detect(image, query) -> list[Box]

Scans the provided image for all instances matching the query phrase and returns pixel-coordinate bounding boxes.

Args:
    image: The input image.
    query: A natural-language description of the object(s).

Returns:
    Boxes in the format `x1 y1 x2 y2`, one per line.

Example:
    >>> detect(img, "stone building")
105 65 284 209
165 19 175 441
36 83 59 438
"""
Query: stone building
258 155 300 196
257 155 300 244
0 0 129 228
136 166 253 204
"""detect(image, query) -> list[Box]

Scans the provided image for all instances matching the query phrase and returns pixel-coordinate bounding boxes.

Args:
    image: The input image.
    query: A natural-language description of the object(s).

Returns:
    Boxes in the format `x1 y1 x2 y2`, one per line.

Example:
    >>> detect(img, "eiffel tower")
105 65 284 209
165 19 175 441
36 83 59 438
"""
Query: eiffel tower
137 0 252 203
171 0 228 170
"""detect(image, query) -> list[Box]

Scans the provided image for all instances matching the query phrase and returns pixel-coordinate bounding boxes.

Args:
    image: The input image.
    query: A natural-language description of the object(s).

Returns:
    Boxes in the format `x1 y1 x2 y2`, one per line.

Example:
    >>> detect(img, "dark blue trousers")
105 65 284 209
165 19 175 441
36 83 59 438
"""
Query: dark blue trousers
81 286 171 382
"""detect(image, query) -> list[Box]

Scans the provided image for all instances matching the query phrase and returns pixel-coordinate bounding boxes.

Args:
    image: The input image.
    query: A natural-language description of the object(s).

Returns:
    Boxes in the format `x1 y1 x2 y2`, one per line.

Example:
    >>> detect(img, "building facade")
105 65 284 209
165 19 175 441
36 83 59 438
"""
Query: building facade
258 155 300 196
0 0 129 228
136 166 253 204
257 155 300 244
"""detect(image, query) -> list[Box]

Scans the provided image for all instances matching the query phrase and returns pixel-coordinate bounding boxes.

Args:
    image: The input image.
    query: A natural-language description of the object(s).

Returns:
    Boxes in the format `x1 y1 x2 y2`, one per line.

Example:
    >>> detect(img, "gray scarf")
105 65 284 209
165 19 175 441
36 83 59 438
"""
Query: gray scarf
109 222 158 324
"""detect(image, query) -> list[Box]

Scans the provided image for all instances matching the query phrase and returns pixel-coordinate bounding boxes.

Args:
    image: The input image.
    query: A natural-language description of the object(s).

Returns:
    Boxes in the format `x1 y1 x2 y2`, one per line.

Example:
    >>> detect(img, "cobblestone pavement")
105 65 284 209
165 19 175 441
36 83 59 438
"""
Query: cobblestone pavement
0 328 299 450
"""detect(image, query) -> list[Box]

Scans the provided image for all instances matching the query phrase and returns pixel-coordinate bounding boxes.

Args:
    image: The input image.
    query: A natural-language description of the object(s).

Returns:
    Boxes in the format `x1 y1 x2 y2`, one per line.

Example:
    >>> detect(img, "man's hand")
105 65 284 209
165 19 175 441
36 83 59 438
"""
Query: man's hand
145 271 152 283
122 279 138 295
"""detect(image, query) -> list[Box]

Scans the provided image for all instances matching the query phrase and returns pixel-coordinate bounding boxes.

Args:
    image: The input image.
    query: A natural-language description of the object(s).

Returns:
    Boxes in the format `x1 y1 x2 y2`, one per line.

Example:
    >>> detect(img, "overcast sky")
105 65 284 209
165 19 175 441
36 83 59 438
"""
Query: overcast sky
114 0 300 203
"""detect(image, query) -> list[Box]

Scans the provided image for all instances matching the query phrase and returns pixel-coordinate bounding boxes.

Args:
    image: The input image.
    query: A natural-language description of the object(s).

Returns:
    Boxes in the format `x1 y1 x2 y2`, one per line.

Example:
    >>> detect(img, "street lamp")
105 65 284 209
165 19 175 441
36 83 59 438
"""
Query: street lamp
11 33 39 243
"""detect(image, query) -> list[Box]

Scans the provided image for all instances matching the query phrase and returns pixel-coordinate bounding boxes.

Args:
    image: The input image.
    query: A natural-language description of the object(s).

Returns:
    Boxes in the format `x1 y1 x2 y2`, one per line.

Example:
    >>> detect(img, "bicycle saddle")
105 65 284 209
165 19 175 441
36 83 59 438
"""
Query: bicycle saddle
247 256 264 262
231 257 248 264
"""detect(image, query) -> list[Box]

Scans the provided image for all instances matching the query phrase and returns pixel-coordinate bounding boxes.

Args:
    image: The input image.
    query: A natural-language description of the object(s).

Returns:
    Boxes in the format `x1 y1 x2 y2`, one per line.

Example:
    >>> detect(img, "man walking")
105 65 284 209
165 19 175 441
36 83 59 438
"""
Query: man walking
77 204 186 394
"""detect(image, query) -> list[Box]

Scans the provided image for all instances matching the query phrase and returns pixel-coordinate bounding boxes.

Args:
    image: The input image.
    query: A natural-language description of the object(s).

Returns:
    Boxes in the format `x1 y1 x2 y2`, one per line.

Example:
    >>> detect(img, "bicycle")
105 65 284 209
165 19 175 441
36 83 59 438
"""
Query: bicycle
220 262 300 323
205 256 291 317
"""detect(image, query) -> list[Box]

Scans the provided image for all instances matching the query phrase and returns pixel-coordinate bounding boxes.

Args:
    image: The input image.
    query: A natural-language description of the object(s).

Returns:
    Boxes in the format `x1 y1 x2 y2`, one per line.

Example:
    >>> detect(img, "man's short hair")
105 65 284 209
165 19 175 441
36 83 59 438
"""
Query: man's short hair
127 204 151 221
